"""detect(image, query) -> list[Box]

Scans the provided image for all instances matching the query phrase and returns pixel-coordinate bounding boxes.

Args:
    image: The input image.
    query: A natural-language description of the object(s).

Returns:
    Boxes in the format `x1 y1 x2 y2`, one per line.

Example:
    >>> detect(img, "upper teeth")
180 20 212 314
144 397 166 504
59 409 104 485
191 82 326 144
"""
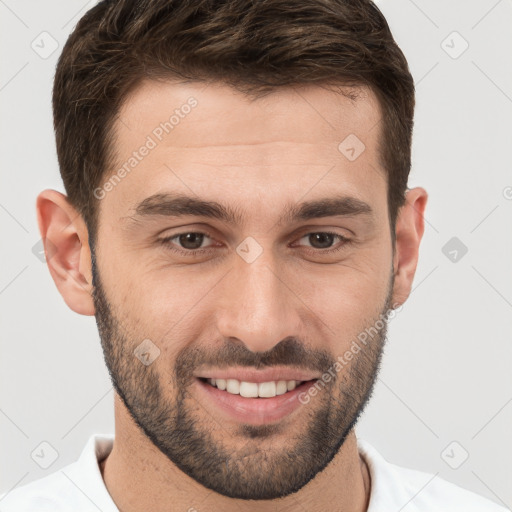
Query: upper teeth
207 378 303 398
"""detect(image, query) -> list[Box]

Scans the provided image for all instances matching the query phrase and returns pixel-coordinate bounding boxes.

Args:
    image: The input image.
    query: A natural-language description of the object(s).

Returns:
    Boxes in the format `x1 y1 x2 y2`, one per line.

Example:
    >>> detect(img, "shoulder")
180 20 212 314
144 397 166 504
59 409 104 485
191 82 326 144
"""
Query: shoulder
0 465 80 511
357 438 508 512
0 434 116 512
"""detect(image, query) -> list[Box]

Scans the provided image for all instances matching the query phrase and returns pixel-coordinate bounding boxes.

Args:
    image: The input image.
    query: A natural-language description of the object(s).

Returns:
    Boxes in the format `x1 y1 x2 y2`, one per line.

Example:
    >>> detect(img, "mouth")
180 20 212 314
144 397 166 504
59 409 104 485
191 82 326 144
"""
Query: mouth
198 377 310 398
195 376 319 425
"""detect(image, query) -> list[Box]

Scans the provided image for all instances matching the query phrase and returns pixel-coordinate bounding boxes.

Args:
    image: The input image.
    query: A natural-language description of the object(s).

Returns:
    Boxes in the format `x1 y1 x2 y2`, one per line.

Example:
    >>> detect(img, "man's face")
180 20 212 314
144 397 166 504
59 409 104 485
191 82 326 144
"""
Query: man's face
91 80 395 499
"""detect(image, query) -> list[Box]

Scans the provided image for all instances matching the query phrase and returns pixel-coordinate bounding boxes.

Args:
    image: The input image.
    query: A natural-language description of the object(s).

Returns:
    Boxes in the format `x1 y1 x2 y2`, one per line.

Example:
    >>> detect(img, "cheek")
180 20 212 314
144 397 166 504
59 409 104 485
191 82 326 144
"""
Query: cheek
112 265 219 352
295 259 391 344
302 273 376 321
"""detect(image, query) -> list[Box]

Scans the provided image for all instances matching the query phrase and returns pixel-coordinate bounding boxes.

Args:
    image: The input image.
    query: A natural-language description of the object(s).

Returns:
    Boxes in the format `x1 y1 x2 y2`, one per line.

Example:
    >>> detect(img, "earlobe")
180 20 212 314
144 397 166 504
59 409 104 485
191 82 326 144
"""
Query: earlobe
391 187 428 308
36 189 96 316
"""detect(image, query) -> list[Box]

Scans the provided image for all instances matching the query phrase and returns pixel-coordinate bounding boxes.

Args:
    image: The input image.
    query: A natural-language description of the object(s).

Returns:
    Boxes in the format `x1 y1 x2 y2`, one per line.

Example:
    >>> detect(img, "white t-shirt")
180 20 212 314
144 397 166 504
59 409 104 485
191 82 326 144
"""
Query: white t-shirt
0 433 507 511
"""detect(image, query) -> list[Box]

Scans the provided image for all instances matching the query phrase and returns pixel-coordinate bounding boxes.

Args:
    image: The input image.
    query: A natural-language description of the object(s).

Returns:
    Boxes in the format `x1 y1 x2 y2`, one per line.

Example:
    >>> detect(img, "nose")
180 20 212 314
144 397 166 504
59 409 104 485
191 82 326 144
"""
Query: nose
214 246 303 354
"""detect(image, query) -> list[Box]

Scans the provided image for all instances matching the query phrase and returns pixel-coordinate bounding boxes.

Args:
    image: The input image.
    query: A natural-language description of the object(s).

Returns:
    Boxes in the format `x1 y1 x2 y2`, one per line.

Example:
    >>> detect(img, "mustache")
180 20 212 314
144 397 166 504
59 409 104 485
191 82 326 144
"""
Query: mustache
174 337 334 381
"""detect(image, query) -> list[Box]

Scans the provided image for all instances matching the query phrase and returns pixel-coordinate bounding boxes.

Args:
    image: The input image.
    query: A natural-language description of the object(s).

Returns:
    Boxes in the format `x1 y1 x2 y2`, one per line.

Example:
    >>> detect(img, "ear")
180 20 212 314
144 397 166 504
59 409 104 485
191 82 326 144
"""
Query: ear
391 187 428 308
36 189 95 316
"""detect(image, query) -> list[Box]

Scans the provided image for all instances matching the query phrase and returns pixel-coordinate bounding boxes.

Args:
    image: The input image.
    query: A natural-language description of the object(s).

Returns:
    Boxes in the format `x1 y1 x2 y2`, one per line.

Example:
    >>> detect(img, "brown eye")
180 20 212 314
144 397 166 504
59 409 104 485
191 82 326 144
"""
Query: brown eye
305 233 336 249
159 231 216 255
296 232 349 250
176 232 207 250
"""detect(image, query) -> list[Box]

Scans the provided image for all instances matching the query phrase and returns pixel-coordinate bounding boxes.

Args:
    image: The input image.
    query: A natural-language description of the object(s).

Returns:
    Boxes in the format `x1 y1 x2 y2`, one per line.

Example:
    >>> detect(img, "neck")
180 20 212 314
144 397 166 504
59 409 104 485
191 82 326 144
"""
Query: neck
100 394 371 512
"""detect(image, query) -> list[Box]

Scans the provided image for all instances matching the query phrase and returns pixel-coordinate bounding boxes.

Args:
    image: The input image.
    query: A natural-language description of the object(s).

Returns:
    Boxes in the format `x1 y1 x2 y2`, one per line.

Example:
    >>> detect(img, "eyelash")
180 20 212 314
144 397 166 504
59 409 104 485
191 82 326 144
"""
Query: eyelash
158 230 351 257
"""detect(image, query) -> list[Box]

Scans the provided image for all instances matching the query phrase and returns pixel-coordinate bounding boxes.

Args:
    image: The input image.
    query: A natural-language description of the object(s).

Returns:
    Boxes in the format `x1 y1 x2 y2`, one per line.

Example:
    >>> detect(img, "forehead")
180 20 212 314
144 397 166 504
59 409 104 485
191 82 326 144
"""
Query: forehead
116 79 381 149
101 79 386 225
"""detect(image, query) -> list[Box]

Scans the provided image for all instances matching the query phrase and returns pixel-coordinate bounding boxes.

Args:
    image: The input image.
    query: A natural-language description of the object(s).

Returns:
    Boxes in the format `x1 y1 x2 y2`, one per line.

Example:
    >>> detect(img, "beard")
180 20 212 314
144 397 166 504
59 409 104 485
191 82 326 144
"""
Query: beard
91 244 393 500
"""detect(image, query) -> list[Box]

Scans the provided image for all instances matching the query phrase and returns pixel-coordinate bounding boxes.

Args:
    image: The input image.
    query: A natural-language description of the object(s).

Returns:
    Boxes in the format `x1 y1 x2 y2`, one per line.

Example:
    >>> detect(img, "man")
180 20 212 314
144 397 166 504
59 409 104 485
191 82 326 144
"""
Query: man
0 0 506 510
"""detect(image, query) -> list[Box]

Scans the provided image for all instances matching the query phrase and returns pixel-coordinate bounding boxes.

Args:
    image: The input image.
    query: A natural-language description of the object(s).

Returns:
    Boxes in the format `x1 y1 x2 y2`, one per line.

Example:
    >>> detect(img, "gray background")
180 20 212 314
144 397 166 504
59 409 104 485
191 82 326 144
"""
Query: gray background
1 0 511 508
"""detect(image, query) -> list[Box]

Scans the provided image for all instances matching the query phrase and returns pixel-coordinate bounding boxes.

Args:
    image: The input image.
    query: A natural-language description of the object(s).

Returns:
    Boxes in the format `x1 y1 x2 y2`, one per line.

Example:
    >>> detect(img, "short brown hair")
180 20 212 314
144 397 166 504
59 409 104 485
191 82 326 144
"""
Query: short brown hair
53 0 414 246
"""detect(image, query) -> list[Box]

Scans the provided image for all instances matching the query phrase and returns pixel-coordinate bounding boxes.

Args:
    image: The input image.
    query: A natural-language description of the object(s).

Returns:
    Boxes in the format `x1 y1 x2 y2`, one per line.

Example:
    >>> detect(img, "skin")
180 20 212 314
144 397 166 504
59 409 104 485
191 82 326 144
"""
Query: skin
36 80 427 512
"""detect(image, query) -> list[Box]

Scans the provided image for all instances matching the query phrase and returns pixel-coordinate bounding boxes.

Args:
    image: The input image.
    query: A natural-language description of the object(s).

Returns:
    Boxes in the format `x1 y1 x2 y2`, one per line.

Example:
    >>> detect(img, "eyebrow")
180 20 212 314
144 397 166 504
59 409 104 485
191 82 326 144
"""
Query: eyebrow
127 192 375 227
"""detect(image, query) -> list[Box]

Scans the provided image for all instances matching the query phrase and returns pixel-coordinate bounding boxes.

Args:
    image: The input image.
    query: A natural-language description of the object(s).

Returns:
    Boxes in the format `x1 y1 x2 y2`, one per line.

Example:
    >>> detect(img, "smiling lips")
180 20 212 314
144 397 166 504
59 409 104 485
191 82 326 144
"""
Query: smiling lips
194 367 321 424
195 367 320 399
